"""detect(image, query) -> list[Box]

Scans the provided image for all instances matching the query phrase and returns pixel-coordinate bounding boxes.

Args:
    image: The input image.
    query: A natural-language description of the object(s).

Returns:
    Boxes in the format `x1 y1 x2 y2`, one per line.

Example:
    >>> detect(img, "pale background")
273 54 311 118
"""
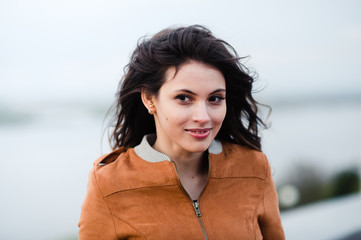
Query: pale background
1 0 361 239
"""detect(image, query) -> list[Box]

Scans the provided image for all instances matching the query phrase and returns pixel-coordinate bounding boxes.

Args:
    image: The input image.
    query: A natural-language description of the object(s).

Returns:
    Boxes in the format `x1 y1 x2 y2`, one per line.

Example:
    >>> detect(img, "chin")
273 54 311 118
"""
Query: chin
183 141 212 153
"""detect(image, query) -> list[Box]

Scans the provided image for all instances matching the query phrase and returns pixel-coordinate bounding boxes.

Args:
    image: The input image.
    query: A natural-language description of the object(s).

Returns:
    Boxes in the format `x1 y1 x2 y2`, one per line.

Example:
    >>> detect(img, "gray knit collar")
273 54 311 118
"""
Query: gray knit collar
134 134 222 163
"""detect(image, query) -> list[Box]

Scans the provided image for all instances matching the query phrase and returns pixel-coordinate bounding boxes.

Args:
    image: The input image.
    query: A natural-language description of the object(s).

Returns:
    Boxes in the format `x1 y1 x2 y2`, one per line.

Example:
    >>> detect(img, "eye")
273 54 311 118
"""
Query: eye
208 95 225 103
175 94 192 103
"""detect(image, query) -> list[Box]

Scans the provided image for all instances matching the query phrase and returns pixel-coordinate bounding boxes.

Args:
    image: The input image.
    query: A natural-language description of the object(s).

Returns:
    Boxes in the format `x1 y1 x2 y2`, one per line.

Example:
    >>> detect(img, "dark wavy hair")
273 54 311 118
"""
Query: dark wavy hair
109 25 268 151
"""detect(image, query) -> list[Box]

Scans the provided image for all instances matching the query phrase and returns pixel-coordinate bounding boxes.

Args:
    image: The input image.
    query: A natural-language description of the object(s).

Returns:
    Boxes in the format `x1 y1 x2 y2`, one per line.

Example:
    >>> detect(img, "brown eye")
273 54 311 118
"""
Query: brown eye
209 95 225 103
175 94 191 102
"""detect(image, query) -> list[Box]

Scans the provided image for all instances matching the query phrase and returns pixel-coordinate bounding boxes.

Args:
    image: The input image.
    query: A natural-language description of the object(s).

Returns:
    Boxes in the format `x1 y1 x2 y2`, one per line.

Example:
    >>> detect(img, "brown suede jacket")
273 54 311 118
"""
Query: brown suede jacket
79 136 285 240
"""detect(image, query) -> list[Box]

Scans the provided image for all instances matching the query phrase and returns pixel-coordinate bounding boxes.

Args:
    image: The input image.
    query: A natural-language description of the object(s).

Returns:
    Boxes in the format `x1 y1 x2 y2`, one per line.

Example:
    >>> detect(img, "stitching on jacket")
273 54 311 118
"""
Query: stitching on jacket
209 176 266 181
259 154 269 223
252 204 258 240
94 168 147 240
93 169 119 239
103 183 179 197
111 214 149 240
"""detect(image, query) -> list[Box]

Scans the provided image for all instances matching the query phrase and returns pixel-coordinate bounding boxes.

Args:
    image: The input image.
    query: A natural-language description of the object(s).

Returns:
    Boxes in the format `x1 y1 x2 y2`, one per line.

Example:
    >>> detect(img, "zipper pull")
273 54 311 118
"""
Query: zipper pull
193 200 202 217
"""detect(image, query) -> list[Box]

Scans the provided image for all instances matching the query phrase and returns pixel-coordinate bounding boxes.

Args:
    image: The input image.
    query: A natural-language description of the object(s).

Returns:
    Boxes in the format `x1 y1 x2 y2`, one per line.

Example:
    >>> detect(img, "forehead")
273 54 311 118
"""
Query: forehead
163 61 225 89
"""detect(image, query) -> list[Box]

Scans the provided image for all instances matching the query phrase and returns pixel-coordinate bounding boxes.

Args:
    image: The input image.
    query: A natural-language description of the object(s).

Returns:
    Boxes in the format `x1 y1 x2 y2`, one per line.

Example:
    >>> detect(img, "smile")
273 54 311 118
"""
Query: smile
185 128 212 139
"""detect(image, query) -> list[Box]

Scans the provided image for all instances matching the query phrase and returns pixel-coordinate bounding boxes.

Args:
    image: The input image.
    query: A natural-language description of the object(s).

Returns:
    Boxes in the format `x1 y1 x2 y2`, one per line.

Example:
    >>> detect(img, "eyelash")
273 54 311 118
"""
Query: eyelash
175 94 225 104
209 95 225 103
175 94 191 102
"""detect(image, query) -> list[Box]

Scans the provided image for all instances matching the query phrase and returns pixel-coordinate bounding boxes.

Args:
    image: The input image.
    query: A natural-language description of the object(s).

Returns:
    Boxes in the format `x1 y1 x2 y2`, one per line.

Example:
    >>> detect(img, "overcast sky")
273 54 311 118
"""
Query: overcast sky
1 0 360 103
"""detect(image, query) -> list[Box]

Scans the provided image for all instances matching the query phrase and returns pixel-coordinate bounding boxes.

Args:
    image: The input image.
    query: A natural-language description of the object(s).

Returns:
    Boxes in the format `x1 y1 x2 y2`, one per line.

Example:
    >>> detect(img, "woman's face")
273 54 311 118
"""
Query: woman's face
149 60 226 156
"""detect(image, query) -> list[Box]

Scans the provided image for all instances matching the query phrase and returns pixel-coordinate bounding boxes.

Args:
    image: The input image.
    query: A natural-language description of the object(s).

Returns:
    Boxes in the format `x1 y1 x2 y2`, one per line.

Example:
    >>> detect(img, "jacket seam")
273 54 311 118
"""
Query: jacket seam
111 215 148 240
93 169 119 239
94 169 147 240
103 183 179 197
259 154 269 223
210 176 266 180
252 204 258 240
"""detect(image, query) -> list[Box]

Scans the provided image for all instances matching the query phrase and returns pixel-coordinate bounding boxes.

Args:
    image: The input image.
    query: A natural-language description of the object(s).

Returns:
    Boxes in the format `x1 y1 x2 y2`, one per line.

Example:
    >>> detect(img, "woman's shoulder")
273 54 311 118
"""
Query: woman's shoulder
88 147 136 196
221 142 266 160
88 146 174 196
93 147 127 167
210 141 269 179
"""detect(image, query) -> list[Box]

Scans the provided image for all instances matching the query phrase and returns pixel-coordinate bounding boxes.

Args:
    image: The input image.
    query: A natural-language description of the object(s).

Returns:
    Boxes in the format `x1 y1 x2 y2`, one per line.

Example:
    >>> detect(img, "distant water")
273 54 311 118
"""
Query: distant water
0 101 111 240
262 100 361 184
0 99 361 239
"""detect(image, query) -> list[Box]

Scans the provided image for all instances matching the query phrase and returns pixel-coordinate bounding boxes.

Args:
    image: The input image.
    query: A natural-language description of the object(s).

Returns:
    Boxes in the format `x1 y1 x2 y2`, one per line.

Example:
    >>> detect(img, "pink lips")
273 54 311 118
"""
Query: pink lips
185 128 211 139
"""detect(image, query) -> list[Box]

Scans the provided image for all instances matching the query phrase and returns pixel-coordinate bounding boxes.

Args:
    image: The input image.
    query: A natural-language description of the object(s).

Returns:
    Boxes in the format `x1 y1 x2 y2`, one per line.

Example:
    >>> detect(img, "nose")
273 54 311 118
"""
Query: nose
192 103 210 123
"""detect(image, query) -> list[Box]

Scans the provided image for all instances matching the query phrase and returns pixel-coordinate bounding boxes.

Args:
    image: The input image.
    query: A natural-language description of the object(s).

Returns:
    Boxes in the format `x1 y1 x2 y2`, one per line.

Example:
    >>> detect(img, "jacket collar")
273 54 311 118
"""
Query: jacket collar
134 134 222 163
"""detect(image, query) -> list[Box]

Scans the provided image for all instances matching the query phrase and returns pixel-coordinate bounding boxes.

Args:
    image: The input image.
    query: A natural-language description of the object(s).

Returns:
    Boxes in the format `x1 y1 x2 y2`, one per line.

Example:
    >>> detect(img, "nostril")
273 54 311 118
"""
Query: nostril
193 116 210 123
192 104 211 122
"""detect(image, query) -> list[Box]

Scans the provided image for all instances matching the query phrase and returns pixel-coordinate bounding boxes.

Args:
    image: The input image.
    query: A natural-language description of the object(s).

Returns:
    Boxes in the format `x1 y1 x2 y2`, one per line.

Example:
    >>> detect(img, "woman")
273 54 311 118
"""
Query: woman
79 25 285 239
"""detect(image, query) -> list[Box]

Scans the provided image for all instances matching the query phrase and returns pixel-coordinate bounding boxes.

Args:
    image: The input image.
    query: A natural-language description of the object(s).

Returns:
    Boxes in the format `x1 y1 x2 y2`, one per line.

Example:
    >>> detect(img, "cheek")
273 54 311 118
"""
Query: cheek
213 107 227 124
214 116 225 126
159 111 186 128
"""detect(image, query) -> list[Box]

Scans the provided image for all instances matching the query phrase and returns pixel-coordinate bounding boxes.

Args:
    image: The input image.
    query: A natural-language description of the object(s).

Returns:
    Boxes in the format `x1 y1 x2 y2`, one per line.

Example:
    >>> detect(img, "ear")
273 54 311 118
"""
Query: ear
141 90 155 114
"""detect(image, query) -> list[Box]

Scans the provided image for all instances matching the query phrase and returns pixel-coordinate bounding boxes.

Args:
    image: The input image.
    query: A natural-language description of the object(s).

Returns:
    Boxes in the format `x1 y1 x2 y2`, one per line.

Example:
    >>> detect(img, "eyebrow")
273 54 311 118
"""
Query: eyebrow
175 88 226 95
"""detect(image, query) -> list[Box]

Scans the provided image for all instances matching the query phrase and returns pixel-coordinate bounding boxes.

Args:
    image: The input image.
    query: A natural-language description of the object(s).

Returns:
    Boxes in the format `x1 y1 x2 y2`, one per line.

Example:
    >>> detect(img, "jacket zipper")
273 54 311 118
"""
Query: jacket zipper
193 200 208 240
171 161 209 240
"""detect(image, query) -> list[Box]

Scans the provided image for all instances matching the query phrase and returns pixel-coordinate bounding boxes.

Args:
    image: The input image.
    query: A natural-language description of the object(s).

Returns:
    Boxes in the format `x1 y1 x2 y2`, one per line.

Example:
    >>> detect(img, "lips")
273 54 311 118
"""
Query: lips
185 128 212 139
187 129 208 134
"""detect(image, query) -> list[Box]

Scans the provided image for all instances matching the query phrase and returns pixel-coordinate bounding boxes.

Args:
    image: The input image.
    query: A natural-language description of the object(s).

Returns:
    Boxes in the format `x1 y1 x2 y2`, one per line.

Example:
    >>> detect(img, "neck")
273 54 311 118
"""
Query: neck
170 151 209 201
172 151 208 178
152 141 208 178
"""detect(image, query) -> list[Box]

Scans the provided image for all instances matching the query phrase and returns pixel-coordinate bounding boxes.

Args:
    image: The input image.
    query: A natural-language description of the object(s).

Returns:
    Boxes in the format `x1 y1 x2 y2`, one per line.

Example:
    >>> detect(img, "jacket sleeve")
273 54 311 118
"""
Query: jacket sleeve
78 166 118 240
259 157 285 240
